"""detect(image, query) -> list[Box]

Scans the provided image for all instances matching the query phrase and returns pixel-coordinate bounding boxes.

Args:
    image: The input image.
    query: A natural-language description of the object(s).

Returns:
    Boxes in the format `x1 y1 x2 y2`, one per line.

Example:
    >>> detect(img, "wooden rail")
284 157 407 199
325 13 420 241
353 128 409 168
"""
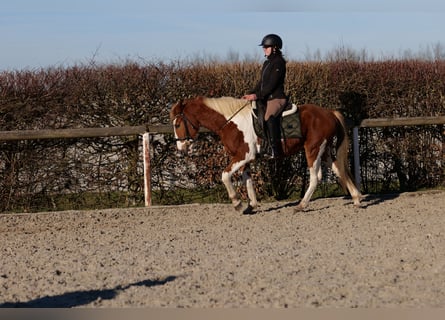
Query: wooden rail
0 125 172 141
359 116 445 127
0 117 444 141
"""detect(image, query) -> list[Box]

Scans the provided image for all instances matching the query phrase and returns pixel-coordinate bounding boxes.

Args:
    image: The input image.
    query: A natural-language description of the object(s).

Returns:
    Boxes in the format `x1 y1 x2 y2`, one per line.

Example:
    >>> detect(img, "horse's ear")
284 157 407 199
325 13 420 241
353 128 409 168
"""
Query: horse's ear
169 100 183 121
173 100 184 108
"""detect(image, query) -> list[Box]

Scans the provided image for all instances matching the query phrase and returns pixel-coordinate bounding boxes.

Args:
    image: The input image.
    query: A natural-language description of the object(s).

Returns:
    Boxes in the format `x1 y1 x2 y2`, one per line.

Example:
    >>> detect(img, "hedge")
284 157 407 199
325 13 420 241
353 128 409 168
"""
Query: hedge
0 59 444 212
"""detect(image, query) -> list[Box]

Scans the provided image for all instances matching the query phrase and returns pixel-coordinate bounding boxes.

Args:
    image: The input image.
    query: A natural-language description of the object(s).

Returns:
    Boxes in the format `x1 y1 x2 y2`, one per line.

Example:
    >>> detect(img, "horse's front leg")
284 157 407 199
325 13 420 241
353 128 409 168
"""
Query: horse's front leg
221 168 242 211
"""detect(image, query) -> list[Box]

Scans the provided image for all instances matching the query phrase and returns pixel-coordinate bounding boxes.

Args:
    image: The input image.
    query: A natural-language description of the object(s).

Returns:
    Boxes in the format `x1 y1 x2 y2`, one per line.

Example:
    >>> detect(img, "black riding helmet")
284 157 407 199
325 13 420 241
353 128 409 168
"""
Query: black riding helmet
259 34 283 49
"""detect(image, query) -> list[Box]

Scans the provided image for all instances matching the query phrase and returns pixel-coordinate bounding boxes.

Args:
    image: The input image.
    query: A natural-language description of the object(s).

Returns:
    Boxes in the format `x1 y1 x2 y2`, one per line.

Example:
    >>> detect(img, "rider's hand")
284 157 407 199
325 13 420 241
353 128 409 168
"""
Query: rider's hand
242 94 257 101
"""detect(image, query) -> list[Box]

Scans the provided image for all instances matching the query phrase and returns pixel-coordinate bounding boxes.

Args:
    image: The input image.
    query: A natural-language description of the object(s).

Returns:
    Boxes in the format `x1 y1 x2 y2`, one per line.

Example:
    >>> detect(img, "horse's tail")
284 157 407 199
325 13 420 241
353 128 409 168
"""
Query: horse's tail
332 110 354 191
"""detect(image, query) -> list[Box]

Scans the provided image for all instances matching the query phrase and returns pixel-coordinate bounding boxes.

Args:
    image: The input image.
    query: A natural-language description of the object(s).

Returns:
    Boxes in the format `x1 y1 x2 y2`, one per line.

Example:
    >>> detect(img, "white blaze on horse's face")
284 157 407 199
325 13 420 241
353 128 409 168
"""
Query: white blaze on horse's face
175 138 189 153
173 118 190 153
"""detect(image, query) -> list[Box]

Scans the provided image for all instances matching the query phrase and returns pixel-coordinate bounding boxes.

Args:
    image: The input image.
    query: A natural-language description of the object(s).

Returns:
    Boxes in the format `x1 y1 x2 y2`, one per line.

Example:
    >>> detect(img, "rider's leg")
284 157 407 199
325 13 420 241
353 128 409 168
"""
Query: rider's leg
266 115 283 159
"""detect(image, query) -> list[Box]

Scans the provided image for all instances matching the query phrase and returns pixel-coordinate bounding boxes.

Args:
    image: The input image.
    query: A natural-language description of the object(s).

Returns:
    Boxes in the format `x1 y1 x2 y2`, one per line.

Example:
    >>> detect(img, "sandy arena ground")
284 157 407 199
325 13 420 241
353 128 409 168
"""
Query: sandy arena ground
0 190 444 308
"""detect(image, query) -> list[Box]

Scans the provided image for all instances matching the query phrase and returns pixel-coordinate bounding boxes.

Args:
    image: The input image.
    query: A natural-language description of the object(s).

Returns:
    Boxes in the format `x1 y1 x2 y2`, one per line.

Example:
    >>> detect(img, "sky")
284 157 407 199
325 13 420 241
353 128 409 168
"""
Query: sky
2 0 445 70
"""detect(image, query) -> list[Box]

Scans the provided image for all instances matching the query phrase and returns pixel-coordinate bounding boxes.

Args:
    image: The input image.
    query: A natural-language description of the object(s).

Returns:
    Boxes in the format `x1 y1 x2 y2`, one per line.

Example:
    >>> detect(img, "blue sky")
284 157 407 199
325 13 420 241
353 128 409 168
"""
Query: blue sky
2 0 445 70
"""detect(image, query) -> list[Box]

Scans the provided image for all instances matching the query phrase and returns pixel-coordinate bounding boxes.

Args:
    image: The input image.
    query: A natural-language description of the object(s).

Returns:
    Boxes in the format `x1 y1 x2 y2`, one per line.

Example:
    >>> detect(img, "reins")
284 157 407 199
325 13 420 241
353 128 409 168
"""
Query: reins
174 100 251 141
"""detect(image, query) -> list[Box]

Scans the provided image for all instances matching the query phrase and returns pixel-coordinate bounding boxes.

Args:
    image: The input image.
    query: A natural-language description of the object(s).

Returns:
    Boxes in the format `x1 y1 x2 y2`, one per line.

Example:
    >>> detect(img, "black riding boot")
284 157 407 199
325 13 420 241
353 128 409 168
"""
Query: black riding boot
266 116 283 159
256 100 270 156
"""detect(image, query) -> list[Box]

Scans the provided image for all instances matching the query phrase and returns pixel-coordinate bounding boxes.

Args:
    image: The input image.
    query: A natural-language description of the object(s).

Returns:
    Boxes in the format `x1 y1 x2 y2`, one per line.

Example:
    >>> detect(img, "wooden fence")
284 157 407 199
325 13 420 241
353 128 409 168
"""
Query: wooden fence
1 116 444 206
1 117 443 141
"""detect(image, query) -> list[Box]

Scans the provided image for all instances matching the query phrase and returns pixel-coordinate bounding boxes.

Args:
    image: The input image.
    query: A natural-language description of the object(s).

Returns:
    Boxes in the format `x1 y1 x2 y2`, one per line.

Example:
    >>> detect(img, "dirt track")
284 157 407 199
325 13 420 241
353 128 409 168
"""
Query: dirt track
1 190 444 308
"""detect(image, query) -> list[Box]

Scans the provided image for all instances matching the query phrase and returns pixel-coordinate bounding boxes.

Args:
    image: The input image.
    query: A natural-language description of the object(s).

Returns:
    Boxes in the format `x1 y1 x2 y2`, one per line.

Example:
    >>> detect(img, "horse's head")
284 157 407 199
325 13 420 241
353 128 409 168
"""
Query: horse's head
170 99 200 153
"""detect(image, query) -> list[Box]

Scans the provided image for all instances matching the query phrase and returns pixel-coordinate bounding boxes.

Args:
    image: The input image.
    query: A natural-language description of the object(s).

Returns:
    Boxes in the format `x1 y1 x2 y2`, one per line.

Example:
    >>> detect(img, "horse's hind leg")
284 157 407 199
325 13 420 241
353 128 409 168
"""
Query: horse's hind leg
332 161 362 207
296 166 319 211
295 140 326 211
242 164 258 214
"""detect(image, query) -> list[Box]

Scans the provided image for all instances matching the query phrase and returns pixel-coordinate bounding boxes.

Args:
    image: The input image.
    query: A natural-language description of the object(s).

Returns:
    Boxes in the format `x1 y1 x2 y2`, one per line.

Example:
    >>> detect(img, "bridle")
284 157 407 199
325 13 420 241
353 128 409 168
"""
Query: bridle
173 110 199 142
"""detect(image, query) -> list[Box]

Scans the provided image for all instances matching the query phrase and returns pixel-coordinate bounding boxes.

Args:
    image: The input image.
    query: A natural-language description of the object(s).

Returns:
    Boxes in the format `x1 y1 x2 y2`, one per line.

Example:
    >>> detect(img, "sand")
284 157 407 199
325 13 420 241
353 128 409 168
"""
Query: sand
1 190 444 308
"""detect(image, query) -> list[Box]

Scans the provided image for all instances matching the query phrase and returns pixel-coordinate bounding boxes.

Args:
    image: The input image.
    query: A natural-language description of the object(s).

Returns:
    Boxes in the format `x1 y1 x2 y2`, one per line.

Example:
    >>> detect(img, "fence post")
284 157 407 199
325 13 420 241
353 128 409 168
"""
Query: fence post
142 132 152 207
352 126 361 189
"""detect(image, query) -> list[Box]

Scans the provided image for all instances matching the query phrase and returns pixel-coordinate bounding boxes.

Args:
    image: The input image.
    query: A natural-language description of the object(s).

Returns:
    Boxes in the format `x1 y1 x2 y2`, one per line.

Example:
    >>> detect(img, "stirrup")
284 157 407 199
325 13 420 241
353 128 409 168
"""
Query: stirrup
269 144 284 159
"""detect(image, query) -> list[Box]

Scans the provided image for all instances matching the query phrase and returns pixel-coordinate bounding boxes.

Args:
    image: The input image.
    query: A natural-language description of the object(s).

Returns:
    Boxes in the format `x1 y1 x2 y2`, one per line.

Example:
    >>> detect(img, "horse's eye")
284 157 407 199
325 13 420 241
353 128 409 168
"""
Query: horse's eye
174 124 180 129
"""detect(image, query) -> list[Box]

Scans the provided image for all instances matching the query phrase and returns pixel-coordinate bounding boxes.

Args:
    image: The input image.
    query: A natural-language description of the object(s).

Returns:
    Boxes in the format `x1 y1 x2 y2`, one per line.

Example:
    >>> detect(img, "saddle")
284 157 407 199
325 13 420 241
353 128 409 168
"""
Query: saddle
252 101 302 140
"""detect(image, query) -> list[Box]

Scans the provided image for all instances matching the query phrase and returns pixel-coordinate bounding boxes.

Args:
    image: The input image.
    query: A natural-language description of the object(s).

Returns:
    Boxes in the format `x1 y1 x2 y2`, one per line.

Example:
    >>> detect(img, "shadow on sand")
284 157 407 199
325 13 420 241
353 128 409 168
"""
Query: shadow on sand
258 192 401 214
0 276 178 308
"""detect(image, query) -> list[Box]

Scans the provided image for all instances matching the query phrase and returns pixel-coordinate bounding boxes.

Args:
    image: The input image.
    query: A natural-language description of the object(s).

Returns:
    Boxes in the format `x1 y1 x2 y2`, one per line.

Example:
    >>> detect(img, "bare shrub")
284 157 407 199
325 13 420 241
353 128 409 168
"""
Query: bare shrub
0 59 443 212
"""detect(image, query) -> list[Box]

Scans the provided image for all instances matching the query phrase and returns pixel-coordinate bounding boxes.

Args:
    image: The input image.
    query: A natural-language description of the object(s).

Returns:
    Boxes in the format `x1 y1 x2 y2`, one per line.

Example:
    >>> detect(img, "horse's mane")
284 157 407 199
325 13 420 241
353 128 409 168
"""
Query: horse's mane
202 97 251 118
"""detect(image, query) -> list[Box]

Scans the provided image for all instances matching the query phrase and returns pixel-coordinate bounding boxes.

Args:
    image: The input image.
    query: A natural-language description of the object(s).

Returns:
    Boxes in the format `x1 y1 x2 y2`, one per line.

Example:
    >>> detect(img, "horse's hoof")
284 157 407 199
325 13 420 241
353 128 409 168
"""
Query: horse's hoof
293 204 305 213
234 201 243 211
242 205 255 215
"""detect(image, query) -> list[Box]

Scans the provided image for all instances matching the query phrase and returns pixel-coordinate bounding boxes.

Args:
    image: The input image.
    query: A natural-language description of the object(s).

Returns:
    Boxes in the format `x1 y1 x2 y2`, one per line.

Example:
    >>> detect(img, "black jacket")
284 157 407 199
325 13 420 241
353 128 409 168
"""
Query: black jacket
251 53 286 101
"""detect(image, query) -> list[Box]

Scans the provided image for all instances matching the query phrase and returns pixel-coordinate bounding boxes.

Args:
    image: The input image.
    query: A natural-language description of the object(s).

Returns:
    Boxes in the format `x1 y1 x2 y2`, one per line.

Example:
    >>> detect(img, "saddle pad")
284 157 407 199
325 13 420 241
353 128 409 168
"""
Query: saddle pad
252 104 302 139
281 105 302 138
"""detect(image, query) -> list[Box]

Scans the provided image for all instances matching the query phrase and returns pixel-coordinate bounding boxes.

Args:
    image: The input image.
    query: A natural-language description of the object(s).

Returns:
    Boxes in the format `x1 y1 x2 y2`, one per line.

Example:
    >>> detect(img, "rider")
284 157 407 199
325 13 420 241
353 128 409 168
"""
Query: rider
242 34 287 159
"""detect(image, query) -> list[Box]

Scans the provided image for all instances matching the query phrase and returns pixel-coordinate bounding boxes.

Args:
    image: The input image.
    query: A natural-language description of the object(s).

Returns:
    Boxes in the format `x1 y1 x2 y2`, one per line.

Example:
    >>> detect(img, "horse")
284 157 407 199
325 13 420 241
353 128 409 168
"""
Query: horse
170 96 362 214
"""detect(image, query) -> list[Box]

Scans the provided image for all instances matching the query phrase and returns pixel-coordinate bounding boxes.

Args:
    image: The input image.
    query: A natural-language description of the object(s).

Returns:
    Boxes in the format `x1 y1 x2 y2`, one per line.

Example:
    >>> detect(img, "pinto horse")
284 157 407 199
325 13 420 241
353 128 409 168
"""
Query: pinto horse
170 96 362 214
